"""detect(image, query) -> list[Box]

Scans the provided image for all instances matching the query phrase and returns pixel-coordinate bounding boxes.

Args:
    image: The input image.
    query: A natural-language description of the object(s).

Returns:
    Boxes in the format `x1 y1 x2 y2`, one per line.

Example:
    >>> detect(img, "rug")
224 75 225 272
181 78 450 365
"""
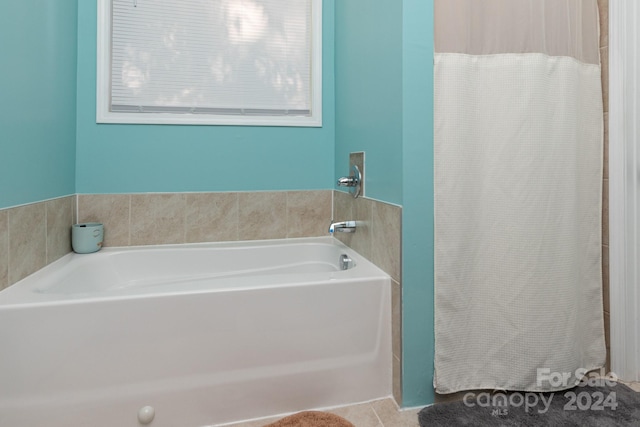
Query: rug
263 411 354 427
419 383 640 426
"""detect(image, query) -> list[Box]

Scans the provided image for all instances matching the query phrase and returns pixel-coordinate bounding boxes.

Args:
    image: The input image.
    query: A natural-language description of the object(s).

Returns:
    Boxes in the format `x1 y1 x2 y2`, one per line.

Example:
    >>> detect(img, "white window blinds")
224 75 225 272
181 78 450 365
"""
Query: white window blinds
109 0 314 118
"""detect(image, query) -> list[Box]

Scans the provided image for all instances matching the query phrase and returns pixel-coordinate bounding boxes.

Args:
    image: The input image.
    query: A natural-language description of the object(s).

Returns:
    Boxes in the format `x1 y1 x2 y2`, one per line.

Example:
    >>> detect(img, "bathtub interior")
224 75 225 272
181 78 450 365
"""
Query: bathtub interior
0 237 377 302
0 237 392 427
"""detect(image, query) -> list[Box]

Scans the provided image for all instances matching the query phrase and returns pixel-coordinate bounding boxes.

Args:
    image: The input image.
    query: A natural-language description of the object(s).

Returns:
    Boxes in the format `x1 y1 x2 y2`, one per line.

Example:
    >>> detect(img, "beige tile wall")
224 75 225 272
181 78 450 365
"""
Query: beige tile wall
0 196 75 290
598 0 610 371
78 190 333 247
1 191 332 290
333 190 403 405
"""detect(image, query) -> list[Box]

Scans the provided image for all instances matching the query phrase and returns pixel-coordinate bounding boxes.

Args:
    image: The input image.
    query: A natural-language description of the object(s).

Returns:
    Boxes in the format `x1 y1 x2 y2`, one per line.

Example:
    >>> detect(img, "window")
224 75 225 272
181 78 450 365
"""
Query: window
97 0 322 126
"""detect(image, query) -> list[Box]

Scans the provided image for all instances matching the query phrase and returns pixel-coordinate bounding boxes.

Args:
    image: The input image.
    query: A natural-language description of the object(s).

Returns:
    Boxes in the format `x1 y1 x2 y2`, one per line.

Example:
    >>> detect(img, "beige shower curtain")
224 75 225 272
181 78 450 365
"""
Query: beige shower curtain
434 0 606 393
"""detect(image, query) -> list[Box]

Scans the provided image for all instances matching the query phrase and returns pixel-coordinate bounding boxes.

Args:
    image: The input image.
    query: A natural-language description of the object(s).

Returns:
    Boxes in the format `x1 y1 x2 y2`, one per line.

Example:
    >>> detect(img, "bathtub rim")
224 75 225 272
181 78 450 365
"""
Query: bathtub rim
0 236 390 308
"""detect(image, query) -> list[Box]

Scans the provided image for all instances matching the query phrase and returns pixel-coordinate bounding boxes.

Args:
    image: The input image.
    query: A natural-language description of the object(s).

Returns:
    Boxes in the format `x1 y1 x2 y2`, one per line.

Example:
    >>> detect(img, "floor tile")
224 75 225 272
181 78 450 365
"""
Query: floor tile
619 380 640 392
371 398 421 427
216 398 425 427
328 402 383 427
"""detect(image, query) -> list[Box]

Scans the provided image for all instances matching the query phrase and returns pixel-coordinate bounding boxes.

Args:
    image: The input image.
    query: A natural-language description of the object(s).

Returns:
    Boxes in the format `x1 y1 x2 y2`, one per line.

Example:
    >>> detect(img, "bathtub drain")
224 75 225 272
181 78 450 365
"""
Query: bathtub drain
340 254 353 270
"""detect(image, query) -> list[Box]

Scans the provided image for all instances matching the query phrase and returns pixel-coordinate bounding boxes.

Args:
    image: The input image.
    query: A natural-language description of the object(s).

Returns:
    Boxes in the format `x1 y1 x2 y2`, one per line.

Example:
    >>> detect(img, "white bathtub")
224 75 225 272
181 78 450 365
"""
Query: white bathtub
0 237 391 427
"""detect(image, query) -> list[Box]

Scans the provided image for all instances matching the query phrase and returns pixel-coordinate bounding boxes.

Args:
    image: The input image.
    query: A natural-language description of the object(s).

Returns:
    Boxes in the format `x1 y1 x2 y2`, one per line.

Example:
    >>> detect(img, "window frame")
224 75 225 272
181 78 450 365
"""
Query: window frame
96 0 322 127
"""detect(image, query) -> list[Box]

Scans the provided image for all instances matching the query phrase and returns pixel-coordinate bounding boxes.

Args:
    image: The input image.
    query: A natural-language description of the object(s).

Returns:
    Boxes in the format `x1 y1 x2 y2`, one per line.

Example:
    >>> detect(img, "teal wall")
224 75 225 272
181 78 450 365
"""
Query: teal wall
0 0 78 208
401 0 435 407
335 0 435 407
75 1 335 194
334 0 403 205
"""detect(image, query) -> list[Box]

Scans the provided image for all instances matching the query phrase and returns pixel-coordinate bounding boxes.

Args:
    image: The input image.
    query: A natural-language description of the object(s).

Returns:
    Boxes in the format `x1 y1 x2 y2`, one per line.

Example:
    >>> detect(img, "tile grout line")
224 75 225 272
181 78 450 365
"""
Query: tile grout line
369 402 386 427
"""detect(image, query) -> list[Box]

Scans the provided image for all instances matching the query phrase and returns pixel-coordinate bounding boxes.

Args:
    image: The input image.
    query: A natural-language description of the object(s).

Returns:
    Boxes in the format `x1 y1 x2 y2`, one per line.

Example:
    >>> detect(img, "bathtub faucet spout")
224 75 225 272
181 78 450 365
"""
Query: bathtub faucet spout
329 220 356 234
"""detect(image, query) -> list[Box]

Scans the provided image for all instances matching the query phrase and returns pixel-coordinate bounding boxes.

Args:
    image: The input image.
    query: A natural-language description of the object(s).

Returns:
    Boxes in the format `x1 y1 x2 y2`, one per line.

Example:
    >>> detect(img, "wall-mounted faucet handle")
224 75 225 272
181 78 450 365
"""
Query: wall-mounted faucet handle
337 176 358 187
336 165 362 198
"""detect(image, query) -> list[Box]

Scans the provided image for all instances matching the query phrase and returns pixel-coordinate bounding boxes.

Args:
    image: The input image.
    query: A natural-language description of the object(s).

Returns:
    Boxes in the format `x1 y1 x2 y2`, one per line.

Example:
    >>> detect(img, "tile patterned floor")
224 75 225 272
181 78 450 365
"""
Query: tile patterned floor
220 381 640 427
219 398 421 427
